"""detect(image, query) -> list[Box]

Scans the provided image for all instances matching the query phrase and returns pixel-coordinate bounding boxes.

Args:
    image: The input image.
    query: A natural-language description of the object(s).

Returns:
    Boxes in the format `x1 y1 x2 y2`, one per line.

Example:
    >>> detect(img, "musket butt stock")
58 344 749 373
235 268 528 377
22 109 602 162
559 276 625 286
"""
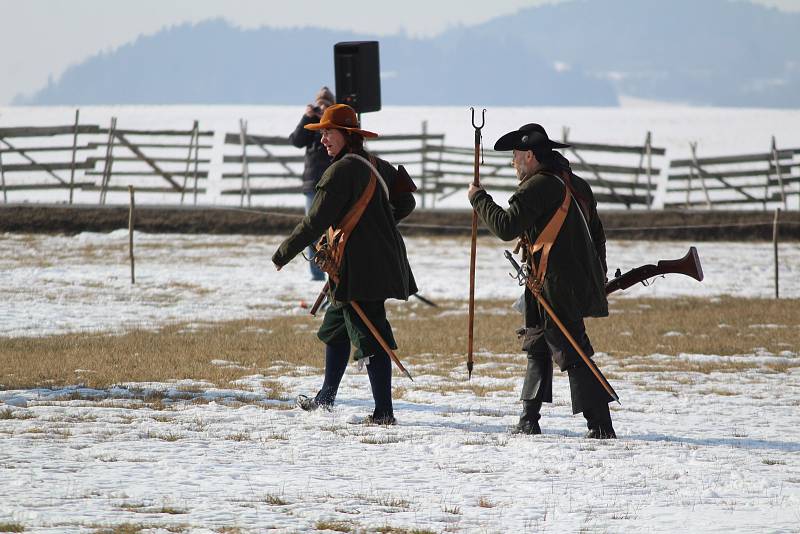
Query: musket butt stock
606 246 704 295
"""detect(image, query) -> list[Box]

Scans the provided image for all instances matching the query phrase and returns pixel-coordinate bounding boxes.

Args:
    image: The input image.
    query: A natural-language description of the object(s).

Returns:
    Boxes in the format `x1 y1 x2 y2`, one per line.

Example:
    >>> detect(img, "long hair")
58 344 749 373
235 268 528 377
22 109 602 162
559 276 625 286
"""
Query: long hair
342 131 365 153
534 148 556 165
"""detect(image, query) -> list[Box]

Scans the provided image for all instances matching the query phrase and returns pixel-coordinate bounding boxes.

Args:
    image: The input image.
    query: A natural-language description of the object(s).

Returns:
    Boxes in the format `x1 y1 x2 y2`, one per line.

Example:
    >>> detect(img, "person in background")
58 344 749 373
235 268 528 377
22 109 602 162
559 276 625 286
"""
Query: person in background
273 104 418 425
468 123 616 439
289 86 335 281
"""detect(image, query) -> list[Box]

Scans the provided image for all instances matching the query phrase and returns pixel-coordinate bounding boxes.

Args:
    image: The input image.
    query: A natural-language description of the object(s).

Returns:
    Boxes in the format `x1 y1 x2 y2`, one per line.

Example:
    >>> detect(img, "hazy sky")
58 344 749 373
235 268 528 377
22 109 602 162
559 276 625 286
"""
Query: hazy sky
2 0 799 105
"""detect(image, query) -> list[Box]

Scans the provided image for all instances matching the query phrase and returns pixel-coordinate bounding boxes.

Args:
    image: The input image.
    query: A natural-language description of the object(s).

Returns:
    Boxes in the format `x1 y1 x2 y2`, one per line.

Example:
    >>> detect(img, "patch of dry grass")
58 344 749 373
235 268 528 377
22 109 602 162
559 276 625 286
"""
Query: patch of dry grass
314 520 354 532
361 434 404 445
0 297 797 391
594 296 800 357
374 528 436 534
0 317 319 390
478 496 497 508
262 493 289 506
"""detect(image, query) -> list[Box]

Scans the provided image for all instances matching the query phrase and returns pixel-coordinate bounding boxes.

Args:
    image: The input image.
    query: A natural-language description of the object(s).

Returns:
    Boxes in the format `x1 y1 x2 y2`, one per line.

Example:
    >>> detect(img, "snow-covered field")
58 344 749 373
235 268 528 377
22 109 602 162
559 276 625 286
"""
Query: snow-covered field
1 232 799 532
0 233 798 338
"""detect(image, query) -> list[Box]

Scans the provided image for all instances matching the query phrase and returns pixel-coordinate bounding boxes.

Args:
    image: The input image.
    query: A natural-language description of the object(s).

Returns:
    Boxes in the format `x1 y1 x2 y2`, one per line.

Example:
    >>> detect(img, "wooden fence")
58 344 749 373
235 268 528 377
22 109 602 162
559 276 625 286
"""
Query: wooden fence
0 115 212 205
221 120 445 207
221 121 662 209
418 128 664 208
88 119 213 205
0 111 99 203
5 112 800 211
664 137 800 210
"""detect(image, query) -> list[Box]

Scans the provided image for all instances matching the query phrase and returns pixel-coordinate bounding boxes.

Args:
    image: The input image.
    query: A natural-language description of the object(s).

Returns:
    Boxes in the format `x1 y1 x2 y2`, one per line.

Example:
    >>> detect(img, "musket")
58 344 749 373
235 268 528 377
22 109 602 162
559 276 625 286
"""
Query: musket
309 281 329 316
505 250 620 403
467 107 485 380
605 246 704 295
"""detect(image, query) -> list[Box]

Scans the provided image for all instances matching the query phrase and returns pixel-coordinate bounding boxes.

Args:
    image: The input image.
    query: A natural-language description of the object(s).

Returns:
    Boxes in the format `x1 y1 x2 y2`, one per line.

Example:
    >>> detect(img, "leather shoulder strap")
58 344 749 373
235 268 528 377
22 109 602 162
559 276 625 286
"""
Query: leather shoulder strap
321 154 378 273
561 171 594 230
337 166 376 237
521 176 572 291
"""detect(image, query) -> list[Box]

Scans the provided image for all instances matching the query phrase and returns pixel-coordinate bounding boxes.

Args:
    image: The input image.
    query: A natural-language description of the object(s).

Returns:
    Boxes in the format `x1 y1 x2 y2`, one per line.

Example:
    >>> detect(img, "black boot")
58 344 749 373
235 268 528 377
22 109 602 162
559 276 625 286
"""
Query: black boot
314 342 350 407
295 394 323 412
583 402 616 439
296 342 350 412
511 400 542 435
362 413 397 426
365 352 394 423
585 426 616 439
567 364 616 439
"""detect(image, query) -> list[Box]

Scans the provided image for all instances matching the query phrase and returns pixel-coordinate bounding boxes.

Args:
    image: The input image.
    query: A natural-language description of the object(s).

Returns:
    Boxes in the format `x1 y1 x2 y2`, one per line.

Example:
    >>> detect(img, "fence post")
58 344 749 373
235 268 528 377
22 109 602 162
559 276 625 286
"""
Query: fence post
192 122 201 205
99 117 117 205
770 136 786 210
420 120 428 209
645 131 653 209
773 207 780 299
761 139 770 211
239 119 251 208
0 142 6 204
129 185 136 285
180 120 199 205
69 109 80 205
689 142 711 210
434 131 444 210
632 133 645 203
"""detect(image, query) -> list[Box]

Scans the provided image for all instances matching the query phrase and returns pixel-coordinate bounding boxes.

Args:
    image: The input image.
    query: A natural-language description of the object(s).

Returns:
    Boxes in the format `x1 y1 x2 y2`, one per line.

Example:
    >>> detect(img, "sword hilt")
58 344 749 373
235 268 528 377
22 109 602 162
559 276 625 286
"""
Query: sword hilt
504 250 527 286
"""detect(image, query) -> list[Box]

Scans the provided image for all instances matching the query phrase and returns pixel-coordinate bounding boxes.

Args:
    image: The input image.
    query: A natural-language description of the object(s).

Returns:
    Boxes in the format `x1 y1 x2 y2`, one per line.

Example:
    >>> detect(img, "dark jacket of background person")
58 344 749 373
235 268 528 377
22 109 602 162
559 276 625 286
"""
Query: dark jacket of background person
470 156 608 328
289 115 332 194
272 149 417 302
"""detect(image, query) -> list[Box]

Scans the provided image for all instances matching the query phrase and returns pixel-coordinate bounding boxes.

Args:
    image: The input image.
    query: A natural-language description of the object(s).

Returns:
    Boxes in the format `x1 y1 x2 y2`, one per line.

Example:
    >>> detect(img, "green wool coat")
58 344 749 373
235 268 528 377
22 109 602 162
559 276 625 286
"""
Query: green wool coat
272 150 418 303
470 162 608 327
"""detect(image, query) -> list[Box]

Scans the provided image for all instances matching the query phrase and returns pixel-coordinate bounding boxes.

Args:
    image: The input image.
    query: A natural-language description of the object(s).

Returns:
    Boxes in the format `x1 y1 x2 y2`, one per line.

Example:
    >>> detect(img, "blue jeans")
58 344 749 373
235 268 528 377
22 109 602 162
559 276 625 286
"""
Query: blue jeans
306 193 325 281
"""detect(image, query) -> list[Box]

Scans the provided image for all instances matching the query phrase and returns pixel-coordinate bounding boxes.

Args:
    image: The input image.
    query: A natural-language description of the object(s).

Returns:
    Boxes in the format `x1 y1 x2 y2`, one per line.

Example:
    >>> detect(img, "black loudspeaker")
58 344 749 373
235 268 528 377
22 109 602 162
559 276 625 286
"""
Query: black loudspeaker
334 41 381 114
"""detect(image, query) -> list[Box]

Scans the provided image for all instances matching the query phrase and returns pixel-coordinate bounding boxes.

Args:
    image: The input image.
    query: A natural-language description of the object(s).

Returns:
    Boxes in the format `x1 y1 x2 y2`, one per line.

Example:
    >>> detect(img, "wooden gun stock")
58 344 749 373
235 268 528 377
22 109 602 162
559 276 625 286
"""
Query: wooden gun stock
309 281 329 316
605 246 704 296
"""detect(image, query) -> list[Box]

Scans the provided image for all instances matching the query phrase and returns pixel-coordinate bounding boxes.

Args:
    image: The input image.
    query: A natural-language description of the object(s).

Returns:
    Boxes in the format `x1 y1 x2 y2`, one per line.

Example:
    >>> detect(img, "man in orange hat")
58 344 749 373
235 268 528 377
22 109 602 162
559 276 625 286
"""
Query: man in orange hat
273 104 417 425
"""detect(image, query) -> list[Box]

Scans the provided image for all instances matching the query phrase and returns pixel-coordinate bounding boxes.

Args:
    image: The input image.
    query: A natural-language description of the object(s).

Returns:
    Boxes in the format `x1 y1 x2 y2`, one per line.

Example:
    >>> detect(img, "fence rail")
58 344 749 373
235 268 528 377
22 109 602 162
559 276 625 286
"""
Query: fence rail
0 115 214 205
2 110 798 211
664 137 800 210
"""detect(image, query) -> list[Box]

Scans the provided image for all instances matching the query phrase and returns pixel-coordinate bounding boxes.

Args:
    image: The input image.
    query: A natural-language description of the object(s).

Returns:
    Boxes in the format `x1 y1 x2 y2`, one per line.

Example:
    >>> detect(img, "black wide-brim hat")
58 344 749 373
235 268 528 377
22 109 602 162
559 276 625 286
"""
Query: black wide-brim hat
494 123 570 151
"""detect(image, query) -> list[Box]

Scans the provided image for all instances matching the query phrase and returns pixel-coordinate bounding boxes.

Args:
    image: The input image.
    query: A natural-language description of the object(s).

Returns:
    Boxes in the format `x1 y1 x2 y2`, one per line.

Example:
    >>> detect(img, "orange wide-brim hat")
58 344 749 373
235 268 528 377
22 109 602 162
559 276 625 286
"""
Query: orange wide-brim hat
304 103 379 138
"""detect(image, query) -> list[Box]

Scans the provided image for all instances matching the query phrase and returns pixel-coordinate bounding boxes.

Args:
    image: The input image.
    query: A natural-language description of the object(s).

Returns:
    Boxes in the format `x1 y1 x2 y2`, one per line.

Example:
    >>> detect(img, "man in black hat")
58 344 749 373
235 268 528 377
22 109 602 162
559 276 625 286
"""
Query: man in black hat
467 123 616 439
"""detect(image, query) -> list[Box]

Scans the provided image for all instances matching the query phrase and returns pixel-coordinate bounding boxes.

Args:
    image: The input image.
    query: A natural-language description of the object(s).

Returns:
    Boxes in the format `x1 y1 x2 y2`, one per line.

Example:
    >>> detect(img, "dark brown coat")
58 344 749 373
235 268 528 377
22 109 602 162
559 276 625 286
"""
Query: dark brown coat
272 150 417 302
470 159 608 327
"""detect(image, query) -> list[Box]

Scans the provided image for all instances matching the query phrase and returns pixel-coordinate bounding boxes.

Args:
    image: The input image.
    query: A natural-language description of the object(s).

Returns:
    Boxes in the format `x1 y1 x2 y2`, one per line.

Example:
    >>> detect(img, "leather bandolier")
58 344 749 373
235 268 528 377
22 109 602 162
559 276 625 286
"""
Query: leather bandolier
312 156 377 281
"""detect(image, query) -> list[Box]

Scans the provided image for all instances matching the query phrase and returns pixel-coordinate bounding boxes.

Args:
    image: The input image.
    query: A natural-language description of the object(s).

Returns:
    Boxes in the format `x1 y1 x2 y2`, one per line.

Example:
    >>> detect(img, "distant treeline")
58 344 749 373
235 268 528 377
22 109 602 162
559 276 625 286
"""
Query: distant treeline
15 0 800 108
